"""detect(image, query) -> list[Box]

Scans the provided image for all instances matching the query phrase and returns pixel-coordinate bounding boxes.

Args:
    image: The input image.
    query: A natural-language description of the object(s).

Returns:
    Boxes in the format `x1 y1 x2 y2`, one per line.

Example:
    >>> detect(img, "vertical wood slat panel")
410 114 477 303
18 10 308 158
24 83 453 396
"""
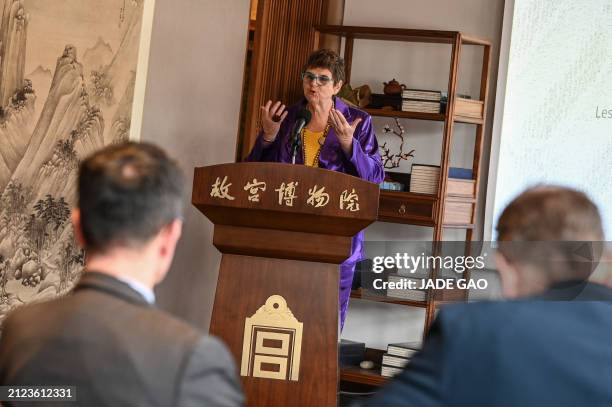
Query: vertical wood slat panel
275 0 289 100
284 0 300 101
343 35 354 84
240 0 326 159
243 0 269 160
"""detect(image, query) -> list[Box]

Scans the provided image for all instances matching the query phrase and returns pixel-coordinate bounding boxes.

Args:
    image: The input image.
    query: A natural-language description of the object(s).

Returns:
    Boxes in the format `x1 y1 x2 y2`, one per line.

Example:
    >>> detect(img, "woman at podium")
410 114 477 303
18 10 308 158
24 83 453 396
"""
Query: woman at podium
246 49 384 329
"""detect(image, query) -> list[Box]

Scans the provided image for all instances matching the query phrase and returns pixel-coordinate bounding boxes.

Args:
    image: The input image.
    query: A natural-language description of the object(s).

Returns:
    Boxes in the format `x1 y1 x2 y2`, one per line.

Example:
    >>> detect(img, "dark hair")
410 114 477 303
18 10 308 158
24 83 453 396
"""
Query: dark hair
78 142 184 252
302 49 345 84
496 186 604 281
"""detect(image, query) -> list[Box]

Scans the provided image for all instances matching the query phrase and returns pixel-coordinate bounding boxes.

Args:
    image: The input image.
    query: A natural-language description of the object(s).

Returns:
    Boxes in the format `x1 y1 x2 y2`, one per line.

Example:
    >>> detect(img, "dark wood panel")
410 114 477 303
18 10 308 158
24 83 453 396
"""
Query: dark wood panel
213 225 352 264
343 35 354 84
377 191 436 225
200 206 373 237
210 255 338 407
340 367 388 387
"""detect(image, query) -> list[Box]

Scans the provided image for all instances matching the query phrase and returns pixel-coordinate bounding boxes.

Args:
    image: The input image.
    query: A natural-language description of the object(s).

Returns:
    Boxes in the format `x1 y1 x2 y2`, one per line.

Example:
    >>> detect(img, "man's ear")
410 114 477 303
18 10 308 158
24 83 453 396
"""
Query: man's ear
168 218 183 246
71 209 86 248
495 251 520 299
153 219 183 284
159 218 183 255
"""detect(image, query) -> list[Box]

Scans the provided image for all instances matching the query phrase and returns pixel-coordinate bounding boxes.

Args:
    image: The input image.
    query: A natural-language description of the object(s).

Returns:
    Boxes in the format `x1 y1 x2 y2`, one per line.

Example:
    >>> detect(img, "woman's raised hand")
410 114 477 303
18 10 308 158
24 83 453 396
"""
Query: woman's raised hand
260 100 288 142
330 108 362 156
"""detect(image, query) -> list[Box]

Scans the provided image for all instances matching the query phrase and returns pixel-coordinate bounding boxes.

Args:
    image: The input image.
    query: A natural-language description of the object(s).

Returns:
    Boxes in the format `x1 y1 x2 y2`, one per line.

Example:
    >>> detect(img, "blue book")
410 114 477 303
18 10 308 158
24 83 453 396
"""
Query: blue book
449 167 473 180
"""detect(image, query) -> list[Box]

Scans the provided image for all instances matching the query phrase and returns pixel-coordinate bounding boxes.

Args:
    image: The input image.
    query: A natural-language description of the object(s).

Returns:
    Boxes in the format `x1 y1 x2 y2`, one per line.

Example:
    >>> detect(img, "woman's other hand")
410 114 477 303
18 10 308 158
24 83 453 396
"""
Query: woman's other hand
260 100 288 142
330 108 362 156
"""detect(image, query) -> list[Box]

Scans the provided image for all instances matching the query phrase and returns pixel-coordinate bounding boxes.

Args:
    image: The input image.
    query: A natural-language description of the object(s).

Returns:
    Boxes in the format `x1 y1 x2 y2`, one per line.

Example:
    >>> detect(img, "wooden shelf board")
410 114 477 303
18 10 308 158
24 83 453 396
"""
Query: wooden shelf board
315 25 459 44
445 196 477 203
443 223 476 229
340 347 389 387
379 190 437 201
454 114 484 125
461 34 491 46
364 108 445 122
340 367 389 387
315 25 490 47
351 289 428 308
364 109 483 125
376 216 436 227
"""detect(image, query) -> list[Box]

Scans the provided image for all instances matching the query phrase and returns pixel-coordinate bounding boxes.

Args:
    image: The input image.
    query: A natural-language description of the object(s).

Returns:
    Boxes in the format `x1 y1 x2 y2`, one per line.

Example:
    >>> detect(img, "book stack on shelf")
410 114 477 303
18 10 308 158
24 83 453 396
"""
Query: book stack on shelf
401 89 447 114
409 164 440 194
381 342 421 377
409 164 475 195
445 167 476 224
455 97 484 120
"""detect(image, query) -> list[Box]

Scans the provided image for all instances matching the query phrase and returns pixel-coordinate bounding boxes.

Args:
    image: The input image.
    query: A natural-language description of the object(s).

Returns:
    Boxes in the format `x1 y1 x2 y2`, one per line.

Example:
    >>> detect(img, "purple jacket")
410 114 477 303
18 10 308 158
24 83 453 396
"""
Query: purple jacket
246 96 384 328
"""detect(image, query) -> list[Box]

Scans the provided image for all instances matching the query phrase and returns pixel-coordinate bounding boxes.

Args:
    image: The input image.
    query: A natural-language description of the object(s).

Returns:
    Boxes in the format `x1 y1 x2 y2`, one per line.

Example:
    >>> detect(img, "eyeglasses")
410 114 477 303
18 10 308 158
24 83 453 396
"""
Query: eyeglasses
301 71 332 86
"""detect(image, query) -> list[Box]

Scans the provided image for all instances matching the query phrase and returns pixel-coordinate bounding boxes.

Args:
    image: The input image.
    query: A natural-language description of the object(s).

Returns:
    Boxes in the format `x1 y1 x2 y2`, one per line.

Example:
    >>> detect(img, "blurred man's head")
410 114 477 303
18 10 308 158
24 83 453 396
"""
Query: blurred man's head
495 186 604 298
72 142 184 286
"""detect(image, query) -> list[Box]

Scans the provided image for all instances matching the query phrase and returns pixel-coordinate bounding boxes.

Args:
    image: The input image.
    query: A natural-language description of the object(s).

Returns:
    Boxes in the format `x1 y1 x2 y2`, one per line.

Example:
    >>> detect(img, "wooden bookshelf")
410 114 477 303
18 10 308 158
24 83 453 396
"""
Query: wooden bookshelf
314 25 492 390
350 289 428 308
341 348 388 387
364 106 485 125
314 25 491 244
364 108 446 122
340 366 388 387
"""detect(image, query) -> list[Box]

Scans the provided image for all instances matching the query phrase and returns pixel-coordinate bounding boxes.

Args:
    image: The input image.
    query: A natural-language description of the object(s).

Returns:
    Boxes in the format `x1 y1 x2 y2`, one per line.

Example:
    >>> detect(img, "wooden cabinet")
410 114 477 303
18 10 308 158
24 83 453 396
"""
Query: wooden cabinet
314 25 492 388
377 191 436 226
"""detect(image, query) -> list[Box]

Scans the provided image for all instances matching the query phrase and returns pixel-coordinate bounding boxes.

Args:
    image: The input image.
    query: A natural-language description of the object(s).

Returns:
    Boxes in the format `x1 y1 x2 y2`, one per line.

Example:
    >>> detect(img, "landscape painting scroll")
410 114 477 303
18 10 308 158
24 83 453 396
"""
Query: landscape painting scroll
0 0 155 324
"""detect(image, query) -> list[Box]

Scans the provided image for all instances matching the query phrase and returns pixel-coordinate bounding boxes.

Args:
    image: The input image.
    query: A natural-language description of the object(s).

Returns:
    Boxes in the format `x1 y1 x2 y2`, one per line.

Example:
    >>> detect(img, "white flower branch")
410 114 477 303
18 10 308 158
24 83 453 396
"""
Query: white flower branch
379 118 415 169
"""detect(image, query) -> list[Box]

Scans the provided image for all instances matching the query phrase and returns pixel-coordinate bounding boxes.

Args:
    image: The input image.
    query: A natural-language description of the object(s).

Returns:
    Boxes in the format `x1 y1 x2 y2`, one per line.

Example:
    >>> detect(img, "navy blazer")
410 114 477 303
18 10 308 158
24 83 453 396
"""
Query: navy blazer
360 282 612 407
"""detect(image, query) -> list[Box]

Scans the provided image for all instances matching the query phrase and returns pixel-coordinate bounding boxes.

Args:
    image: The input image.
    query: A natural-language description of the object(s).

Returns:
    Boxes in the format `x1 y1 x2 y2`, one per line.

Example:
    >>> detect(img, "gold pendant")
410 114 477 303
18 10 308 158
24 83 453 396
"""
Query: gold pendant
318 135 326 146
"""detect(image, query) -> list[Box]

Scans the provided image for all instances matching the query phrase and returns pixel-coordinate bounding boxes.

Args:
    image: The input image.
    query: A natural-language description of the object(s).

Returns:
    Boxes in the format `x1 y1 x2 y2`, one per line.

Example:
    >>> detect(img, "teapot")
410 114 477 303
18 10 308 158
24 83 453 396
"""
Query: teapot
383 78 406 95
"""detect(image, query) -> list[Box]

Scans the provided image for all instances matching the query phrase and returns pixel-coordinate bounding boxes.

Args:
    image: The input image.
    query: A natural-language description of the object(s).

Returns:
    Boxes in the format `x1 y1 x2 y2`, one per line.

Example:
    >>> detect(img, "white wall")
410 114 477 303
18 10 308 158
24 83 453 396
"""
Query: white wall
341 0 505 348
489 0 612 240
140 0 250 329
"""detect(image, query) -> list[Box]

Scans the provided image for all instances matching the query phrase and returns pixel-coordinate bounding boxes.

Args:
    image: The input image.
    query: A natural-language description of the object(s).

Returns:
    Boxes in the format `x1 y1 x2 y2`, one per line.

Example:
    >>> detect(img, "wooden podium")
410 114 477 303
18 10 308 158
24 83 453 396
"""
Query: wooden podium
192 162 379 407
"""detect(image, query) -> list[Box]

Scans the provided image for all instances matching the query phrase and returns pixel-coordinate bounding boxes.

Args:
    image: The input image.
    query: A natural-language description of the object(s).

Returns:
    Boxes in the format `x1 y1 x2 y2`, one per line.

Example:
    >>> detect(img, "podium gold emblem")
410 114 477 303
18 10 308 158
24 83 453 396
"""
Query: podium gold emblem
241 295 303 381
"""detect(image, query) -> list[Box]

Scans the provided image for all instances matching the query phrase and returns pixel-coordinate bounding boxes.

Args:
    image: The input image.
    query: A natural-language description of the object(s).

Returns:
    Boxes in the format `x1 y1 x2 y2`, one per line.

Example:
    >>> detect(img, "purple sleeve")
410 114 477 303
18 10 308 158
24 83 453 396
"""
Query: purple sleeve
245 131 280 162
343 115 385 184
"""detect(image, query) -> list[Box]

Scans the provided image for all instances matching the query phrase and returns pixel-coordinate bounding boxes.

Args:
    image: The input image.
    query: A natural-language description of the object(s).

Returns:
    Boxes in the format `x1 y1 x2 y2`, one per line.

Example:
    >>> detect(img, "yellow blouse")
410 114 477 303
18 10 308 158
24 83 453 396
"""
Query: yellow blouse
303 129 324 167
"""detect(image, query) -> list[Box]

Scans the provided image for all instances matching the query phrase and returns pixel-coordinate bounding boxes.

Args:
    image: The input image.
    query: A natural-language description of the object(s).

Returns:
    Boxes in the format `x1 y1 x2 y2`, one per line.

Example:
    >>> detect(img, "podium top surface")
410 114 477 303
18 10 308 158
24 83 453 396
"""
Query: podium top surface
192 162 380 236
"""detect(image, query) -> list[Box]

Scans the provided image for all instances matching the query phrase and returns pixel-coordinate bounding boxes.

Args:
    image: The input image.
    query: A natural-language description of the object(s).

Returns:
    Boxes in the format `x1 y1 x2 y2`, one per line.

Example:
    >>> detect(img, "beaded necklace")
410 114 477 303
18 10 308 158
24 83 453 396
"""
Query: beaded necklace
301 99 336 167
301 123 331 167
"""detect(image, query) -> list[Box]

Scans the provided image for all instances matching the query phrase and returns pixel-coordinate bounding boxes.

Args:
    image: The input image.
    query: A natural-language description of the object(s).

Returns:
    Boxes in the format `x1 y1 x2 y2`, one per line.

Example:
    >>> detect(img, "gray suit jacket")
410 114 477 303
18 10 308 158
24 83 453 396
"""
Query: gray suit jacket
0 272 244 407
